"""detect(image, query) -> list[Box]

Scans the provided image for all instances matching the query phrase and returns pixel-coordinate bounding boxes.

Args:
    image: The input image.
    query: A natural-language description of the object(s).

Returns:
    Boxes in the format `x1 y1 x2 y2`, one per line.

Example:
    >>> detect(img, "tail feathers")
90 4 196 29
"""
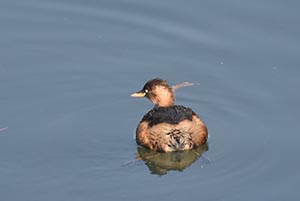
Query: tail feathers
166 129 192 151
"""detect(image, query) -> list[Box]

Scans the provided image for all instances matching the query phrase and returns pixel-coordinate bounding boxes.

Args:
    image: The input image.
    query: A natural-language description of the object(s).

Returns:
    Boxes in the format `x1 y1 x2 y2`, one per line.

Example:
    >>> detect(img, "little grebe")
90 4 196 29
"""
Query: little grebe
131 78 208 152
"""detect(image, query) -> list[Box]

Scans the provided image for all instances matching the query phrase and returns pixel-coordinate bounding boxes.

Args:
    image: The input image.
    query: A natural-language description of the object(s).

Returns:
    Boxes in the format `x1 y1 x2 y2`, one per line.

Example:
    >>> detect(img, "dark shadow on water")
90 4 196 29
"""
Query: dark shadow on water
136 144 209 175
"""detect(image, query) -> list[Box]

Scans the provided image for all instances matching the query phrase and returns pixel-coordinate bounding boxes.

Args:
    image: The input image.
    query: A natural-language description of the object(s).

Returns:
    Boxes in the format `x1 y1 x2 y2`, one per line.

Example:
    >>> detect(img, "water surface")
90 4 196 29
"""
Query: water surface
1 0 300 200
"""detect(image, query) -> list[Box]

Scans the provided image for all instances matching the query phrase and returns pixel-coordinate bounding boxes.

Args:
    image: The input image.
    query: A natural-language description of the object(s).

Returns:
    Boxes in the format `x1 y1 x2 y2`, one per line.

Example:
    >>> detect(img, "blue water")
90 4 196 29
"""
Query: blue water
1 0 300 200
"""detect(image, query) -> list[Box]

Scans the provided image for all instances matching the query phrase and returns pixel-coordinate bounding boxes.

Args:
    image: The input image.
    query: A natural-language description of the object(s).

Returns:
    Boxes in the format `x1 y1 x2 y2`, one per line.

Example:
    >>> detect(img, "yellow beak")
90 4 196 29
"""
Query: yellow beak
130 91 146 98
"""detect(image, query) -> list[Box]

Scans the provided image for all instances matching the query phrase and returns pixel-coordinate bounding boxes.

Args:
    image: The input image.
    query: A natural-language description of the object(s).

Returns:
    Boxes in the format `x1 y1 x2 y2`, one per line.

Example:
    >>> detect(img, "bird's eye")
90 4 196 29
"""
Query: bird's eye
144 89 149 93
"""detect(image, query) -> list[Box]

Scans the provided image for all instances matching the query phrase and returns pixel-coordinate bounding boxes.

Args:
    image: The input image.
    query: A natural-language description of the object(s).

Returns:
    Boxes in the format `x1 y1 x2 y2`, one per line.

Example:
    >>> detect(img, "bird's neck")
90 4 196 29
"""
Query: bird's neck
153 87 175 107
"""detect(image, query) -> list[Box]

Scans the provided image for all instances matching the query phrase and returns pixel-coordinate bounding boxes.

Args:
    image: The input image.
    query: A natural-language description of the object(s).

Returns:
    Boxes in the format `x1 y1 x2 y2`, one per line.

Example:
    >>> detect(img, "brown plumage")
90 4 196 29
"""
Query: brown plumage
131 78 208 152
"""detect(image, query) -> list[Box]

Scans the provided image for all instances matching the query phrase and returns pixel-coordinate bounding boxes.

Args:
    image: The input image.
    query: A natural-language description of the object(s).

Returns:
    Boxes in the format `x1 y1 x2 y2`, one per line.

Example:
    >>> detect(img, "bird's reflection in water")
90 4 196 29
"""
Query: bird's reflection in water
136 144 209 175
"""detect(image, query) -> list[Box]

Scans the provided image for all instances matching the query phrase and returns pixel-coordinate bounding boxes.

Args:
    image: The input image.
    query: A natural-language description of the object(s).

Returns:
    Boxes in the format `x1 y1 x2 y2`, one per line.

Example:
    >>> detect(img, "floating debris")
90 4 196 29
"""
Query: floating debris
0 127 8 132
172 81 197 91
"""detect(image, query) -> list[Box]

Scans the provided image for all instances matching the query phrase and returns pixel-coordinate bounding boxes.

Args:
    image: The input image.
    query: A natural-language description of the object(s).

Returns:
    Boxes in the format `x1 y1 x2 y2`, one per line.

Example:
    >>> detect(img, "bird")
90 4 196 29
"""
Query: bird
131 78 208 152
